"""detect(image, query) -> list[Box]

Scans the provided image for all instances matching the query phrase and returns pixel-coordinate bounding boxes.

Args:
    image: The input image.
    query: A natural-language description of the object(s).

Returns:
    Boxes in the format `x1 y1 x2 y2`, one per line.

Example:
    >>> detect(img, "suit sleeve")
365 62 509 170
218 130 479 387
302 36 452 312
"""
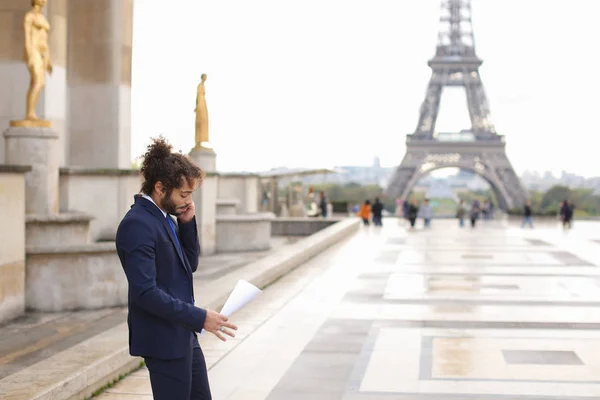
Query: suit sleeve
178 216 200 272
116 217 206 331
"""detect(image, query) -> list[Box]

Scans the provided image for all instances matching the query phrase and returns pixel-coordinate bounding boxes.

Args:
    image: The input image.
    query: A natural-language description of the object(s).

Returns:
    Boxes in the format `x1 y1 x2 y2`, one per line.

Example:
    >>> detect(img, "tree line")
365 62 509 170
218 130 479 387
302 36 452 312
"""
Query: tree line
303 183 600 217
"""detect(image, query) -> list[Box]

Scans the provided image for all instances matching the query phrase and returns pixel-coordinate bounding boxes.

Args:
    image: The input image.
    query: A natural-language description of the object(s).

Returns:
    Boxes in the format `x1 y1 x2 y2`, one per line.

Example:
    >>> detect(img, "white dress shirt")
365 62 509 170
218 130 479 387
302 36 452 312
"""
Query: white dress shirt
141 193 167 218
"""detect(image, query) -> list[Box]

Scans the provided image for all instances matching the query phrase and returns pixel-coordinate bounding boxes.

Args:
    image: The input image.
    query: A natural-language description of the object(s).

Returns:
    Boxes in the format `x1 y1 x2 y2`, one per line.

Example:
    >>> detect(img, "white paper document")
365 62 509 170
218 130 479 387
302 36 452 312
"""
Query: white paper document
200 280 262 335
220 279 262 317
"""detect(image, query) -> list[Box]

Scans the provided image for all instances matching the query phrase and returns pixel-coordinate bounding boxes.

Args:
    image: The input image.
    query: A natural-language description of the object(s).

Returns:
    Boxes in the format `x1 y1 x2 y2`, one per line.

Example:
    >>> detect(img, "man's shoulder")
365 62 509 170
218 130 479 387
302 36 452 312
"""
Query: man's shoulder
116 204 159 238
121 203 157 222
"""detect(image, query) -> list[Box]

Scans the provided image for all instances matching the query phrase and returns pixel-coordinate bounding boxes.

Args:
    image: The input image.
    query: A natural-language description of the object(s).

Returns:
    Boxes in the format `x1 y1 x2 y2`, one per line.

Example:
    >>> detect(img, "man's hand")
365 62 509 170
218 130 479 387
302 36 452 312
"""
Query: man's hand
203 310 238 341
177 200 196 224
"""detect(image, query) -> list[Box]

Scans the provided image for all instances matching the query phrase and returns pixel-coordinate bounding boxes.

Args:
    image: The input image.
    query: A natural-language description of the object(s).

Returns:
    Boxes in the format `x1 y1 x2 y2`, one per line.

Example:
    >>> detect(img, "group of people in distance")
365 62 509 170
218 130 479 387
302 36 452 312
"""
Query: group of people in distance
353 196 578 232
355 197 385 226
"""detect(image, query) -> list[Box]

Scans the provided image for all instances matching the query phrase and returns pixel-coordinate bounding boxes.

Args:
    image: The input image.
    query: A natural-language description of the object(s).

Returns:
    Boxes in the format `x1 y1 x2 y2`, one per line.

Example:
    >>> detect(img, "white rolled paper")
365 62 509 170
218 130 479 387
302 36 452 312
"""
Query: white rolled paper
220 280 262 317
199 280 262 335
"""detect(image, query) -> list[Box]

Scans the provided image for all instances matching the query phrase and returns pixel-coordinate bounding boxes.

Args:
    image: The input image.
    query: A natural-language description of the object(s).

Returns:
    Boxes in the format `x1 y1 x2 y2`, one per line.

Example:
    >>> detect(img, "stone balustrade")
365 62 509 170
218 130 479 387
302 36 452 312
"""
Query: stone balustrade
216 212 276 252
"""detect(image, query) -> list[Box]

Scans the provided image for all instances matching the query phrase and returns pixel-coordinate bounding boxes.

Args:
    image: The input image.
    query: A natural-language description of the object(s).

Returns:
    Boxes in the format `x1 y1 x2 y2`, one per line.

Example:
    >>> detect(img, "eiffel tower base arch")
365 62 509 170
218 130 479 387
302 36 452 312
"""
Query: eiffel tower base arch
386 140 528 211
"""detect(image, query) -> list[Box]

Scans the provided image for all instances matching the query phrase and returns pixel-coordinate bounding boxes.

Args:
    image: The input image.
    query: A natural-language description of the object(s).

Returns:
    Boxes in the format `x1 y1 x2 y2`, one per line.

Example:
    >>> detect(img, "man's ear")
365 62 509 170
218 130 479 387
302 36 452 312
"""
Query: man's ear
154 181 165 195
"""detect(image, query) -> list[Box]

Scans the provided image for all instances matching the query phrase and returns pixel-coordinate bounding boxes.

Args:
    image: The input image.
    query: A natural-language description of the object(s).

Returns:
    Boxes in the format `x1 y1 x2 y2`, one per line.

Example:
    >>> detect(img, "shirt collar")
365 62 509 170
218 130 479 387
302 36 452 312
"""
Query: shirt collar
141 193 167 218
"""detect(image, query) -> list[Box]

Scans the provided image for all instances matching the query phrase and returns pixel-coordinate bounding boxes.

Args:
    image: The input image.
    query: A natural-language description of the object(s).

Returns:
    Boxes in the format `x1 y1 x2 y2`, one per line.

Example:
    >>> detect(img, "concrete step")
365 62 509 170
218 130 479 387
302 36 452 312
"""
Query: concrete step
0 309 127 380
0 218 359 400
26 212 93 247
25 242 124 312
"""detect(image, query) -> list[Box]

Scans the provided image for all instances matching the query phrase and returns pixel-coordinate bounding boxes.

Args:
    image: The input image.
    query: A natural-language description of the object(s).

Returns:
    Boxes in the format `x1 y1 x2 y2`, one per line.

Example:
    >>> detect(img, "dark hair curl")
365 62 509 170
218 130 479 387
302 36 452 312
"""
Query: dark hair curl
140 136 203 195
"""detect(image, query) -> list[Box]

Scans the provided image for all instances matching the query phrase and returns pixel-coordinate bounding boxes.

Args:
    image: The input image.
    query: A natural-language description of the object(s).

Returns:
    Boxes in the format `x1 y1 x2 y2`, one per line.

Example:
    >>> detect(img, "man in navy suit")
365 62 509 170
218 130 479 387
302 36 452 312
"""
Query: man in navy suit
116 137 237 399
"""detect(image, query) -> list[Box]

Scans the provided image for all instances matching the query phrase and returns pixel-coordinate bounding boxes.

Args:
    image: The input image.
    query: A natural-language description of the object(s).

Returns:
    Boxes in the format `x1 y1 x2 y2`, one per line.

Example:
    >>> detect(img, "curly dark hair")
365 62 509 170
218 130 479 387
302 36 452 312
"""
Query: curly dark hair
140 136 204 195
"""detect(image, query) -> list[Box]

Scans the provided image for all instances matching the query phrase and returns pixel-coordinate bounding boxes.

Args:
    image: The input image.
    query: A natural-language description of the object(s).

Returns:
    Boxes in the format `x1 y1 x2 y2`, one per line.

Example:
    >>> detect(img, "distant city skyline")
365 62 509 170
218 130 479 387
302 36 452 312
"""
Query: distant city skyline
131 0 600 178
278 161 600 196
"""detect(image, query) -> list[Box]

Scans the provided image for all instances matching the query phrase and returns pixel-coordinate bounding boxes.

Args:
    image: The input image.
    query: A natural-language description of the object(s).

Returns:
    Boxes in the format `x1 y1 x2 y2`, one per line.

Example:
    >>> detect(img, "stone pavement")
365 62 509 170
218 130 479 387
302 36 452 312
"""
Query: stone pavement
0 237 298 381
98 218 600 399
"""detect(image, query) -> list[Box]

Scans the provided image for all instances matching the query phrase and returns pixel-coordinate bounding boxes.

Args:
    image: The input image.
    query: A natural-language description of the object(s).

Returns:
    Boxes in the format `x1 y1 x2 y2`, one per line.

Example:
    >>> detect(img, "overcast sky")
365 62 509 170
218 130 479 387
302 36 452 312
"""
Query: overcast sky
131 0 600 177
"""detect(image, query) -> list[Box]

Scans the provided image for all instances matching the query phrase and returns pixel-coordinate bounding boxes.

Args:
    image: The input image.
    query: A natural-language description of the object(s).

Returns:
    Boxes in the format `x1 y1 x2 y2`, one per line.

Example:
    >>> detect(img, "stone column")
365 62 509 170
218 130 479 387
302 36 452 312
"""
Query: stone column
190 149 218 255
244 175 259 213
189 147 217 174
4 126 60 215
67 0 133 169
192 174 218 256
0 0 68 166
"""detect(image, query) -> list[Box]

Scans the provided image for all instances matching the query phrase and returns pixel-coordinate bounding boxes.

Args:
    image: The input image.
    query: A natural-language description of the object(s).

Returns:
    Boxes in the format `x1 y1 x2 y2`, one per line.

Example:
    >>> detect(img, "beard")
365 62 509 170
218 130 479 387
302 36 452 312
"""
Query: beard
160 193 184 216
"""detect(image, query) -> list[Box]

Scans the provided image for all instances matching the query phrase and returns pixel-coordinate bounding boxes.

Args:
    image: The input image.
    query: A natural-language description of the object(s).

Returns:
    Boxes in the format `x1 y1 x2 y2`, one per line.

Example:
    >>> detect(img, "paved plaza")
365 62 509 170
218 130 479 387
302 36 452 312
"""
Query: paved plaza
0 237 298 381
98 218 600 399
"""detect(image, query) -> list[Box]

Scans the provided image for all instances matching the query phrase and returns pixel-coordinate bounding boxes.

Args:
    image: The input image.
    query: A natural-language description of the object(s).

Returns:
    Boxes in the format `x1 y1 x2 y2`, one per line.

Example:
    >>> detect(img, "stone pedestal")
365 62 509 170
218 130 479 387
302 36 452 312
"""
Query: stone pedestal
190 147 217 255
216 212 275 253
193 174 218 256
189 147 217 173
216 198 240 215
4 126 60 215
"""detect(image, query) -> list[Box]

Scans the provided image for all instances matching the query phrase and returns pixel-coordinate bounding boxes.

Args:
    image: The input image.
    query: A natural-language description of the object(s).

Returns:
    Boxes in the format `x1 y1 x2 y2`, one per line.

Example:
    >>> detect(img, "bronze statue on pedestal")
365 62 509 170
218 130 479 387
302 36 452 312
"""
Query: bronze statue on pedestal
194 74 209 149
11 0 53 128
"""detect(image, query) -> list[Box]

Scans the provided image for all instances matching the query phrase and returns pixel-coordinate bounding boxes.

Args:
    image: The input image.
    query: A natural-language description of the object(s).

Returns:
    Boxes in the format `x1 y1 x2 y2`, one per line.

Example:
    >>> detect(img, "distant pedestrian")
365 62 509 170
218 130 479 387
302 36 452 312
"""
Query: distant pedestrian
470 199 480 228
419 198 433 228
456 200 466 227
561 199 574 229
394 198 403 217
407 199 419 229
319 191 327 218
488 200 495 219
372 197 384 227
482 200 490 220
521 200 534 228
357 200 371 225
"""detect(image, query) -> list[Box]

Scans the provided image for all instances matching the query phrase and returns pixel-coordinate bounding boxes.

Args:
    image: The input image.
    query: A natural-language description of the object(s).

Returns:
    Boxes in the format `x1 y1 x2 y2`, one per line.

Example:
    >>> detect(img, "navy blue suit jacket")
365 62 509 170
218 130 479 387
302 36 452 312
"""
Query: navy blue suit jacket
116 195 206 359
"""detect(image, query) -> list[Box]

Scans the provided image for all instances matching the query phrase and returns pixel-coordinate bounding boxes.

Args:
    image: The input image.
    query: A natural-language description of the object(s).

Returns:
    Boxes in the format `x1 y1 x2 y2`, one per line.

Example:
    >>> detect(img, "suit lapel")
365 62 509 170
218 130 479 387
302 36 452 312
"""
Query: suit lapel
135 196 193 279
164 215 193 278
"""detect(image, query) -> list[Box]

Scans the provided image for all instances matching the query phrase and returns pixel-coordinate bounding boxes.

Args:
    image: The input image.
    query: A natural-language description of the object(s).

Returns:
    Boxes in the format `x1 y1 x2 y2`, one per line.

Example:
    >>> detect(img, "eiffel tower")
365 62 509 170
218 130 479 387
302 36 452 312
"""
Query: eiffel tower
386 0 527 211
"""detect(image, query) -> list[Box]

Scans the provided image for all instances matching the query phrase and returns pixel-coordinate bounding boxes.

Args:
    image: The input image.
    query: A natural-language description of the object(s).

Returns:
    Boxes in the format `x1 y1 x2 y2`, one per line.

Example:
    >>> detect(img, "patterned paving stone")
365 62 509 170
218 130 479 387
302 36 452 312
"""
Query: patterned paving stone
97 219 600 399
373 250 401 264
524 238 553 246
501 350 583 365
550 250 596 266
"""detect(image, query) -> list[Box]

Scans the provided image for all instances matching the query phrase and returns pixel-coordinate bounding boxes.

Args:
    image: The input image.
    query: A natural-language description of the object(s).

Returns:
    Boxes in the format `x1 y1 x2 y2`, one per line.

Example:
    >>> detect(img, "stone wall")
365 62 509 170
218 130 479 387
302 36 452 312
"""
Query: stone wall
55 169 264 250
59 168 141 241
0 166 30 324
271 218 341 236
218 174 260 214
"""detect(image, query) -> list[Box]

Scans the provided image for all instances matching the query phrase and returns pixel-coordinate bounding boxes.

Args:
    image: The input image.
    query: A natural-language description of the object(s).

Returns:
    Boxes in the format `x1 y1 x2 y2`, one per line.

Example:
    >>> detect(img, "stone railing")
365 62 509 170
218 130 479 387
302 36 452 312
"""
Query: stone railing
271 217 342 236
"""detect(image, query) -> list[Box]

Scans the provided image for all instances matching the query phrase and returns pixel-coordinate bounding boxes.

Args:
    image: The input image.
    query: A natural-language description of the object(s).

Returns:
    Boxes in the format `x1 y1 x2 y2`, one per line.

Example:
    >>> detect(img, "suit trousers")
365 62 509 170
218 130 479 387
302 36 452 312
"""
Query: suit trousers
144 333 211 400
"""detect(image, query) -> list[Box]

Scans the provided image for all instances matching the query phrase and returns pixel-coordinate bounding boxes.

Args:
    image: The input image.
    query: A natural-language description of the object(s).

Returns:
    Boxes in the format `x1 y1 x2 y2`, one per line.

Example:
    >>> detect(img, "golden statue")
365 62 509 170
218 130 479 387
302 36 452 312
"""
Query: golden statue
11 0 53 128
193 74 209 149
